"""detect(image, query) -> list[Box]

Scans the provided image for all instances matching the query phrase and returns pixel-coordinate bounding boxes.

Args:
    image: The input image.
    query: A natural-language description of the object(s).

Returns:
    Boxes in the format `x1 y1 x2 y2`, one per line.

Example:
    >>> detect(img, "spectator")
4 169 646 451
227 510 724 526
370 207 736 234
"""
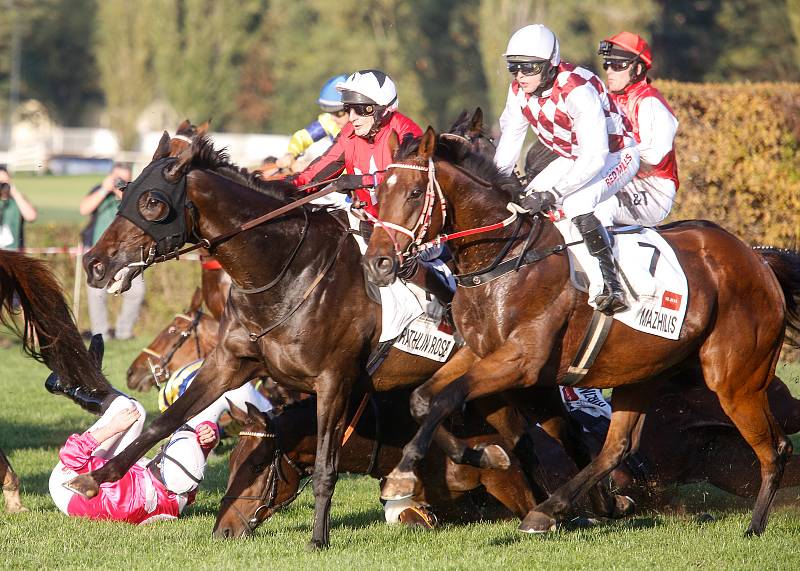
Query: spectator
79 163 142 340
0 166 38 251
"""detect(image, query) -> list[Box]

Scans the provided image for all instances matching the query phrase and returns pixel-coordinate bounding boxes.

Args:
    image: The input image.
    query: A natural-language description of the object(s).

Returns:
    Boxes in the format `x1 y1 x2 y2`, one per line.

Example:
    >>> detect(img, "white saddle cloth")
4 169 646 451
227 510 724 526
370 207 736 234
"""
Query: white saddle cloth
555 219 688 340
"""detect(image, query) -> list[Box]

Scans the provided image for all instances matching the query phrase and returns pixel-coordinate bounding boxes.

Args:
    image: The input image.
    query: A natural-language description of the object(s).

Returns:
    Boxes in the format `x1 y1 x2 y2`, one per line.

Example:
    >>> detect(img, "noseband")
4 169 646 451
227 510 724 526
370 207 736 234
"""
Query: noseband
140 310 204 387
220 429 309 535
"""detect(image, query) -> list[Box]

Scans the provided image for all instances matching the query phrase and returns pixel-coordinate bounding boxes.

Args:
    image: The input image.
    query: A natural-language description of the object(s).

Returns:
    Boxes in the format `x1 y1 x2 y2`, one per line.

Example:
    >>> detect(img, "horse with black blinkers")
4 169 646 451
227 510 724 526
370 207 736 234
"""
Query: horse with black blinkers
364 126 800 536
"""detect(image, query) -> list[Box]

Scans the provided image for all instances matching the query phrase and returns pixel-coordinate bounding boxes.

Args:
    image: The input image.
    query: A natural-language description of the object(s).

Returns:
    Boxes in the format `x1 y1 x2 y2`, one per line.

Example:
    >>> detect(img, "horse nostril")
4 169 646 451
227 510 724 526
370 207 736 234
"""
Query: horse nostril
222 527 232 539
91 260 106 280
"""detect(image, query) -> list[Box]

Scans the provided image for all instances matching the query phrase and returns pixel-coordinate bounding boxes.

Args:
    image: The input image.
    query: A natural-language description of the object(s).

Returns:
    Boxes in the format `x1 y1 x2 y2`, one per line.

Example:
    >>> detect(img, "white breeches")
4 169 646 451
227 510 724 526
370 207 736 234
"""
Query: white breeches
593 176 676 227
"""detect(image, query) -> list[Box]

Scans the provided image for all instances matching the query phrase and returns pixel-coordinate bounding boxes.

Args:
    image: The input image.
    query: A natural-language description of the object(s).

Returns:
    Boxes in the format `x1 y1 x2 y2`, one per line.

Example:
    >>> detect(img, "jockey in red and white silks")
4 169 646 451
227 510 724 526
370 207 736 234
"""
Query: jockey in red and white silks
494 24 639 314
595 31 679 227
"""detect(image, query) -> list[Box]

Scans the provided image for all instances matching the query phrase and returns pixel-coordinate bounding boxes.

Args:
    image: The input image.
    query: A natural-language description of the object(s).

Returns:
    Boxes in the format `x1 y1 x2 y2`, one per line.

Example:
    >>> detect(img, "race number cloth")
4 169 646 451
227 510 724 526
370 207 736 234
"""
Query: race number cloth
555 219 688 340
560 386 611 419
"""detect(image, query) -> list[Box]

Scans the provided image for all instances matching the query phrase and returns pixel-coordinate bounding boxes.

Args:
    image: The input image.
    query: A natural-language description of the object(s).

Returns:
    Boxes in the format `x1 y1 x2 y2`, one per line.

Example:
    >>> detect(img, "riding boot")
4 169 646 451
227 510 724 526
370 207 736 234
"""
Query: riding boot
572 213 628 315
45 372 125 415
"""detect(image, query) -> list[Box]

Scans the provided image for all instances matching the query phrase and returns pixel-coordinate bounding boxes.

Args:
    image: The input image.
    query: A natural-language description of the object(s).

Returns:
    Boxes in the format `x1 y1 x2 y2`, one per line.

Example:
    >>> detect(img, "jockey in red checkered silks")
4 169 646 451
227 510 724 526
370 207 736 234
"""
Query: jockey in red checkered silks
595 32 679 228
494 24 639 315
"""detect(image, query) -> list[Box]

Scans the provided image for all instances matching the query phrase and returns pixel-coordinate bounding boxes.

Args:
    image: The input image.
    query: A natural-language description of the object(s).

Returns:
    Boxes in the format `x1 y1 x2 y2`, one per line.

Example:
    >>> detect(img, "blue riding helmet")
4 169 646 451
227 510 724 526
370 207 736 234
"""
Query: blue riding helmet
317 74 349 113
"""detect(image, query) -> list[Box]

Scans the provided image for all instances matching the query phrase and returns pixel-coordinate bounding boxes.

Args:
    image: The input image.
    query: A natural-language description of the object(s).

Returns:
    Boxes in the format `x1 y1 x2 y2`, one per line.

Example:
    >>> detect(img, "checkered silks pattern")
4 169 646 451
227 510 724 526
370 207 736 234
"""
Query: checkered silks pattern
513 64 633 159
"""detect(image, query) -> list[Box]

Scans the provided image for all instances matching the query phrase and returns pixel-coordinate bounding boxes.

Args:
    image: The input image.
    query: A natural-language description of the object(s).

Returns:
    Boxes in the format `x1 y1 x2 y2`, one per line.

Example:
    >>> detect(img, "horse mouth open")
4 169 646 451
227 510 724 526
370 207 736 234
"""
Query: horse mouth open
105 266 140 294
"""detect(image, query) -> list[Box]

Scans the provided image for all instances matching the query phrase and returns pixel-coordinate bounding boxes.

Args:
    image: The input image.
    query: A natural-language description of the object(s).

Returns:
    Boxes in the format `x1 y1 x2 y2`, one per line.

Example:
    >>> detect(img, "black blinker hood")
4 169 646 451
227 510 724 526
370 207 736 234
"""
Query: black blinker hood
117 157 188 256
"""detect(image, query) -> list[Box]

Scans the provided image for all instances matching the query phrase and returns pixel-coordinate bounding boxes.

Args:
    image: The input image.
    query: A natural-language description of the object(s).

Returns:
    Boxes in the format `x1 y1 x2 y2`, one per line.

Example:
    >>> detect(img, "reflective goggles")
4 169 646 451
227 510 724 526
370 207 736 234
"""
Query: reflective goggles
602 59 634 72
343 103 376 116
507 60 546 77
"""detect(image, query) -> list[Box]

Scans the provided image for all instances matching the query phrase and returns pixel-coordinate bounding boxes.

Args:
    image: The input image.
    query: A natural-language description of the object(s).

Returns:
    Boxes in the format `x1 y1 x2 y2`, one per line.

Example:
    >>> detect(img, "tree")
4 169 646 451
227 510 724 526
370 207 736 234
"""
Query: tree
95 0 156 149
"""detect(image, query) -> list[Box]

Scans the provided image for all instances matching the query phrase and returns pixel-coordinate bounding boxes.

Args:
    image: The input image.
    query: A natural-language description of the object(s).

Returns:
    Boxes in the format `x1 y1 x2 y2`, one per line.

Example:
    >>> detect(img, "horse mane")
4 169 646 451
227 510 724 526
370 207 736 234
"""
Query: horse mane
394 134 520 202
184 135 301 204
0 251 113 393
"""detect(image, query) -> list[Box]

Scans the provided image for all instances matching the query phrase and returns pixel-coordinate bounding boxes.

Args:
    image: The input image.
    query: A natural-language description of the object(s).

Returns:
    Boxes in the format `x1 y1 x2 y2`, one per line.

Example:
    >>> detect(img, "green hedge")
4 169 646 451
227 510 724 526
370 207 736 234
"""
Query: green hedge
657 81 800 247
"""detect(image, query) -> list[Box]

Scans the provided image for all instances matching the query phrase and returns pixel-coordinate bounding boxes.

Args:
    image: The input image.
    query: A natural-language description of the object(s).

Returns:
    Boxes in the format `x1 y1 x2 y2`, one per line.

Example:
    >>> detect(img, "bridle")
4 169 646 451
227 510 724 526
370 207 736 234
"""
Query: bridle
220 429 309 534
140 309 204 387
365 158 529 265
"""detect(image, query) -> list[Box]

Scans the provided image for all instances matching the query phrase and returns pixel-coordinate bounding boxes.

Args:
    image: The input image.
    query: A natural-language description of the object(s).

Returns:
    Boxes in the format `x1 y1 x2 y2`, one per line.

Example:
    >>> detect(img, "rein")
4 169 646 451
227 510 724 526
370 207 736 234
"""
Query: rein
141 310 204 387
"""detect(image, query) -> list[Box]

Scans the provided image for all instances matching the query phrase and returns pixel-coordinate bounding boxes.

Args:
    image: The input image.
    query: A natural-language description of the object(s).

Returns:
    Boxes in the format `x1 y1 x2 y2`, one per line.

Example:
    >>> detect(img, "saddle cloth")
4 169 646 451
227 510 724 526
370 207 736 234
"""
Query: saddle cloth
555 220 688 340
348 211 456 359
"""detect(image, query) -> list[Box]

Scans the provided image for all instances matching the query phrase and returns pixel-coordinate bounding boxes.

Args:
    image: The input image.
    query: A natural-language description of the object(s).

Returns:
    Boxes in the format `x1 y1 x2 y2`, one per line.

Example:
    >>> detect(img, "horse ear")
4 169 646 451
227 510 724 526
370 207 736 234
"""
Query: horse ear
176 119 191 133
419 126 437 160
226 399 249 424
189 287 203 312
165 144 193 183
196 120 210 138
152 131 172 160
245 401 268 427
468 108 484 138
88 333 105 367
387 130 400 159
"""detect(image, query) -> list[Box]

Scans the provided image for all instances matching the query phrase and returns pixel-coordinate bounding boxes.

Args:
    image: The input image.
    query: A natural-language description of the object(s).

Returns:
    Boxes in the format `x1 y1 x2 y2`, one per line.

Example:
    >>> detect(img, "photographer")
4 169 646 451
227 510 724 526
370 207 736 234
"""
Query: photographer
0 166 38 251
79 163 143 341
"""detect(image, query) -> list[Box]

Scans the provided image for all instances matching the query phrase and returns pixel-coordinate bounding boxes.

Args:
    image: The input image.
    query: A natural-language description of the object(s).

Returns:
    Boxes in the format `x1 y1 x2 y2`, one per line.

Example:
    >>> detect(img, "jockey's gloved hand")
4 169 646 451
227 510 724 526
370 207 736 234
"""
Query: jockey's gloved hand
521 190 557 213
328 174 365 193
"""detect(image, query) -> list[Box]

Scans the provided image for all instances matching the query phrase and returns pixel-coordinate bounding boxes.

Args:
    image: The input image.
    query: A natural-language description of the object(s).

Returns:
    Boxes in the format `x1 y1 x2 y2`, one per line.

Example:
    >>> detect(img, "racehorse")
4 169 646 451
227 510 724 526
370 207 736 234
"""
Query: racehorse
126 288 218 391
70 133 524 548
362 127 800 536
213 391 551 538
0 250 115 512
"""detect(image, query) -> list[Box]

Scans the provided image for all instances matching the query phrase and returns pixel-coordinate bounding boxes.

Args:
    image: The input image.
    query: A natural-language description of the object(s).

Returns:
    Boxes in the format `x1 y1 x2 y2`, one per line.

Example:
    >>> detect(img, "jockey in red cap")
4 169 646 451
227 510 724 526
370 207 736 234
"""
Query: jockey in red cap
596 32 679 227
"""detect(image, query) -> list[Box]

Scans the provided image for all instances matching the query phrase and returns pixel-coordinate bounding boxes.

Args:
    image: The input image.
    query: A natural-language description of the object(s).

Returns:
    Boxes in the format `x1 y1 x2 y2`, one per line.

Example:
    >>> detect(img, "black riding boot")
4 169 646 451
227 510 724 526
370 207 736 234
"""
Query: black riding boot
572 213 628 314
45 372 125 415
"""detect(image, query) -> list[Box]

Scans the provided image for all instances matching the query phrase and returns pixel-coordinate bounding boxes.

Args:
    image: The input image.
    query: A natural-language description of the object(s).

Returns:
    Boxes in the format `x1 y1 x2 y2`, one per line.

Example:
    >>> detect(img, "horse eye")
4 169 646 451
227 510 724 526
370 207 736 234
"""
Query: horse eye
408 187 424 200
148 198 159 208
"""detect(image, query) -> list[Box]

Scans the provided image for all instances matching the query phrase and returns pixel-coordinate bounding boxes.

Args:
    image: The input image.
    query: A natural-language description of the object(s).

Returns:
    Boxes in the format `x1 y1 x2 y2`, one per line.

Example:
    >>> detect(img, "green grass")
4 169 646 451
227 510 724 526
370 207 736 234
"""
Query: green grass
1 344 800 570
13 174 102 224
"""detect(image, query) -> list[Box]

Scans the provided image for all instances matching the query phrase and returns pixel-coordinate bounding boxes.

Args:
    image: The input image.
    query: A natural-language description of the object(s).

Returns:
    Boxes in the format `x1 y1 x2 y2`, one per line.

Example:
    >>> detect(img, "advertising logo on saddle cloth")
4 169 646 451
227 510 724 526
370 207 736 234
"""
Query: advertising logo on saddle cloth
554 219 688 340
347 211 457 363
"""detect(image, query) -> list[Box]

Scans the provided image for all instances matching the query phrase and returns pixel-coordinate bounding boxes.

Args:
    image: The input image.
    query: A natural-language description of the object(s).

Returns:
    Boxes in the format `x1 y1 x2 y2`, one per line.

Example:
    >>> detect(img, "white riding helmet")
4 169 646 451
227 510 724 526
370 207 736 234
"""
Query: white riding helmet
157 429 206 495
503 24 561 66
336 69 399 112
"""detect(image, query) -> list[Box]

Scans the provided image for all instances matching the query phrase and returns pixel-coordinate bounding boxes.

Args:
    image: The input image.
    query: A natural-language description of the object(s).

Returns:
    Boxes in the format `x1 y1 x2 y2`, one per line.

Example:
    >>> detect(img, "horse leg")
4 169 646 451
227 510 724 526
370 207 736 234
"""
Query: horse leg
0 447 26 513
709 379 790 536
308 372 355 550
519 383 652 533
66 339 262 497
383 341 534 501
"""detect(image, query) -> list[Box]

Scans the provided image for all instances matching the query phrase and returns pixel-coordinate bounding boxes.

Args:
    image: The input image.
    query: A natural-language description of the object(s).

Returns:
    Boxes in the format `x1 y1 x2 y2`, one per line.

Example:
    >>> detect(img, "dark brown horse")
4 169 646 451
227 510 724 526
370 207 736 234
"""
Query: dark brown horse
126 288 218 391
213 391 563 538
363 127 800 536
0 250 116 512
71 134 514 548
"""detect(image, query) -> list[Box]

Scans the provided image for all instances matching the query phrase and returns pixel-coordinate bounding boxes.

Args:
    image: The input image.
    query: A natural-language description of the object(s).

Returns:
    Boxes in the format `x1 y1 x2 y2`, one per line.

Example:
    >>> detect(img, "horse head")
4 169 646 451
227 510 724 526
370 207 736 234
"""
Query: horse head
126 288 218 391
213 402 308 539
443 107 495 158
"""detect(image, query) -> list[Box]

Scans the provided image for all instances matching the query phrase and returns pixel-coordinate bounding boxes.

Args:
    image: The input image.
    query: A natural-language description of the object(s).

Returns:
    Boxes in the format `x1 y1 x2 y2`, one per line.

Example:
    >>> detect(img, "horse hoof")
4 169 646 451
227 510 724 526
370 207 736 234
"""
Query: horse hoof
63 474 99 498
398 506 438 529
380 470 417 501
519 511 557 534
744 525 764 538
477 444 511 470
306 539 329 551
612 494 636 519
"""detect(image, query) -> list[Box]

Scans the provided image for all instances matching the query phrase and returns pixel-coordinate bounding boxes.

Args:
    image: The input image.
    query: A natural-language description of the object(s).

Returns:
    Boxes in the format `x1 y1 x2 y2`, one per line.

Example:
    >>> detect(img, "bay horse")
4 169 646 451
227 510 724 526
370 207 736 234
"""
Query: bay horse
126 288 218 391
70 133 520 548
363 127 800 536
0 250 116 512
213 390 582 538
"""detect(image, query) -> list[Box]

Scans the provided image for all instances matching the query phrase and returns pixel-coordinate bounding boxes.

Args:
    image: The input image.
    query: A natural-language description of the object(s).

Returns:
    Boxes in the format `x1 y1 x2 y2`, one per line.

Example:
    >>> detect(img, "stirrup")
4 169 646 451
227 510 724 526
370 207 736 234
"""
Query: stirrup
594 290 628 315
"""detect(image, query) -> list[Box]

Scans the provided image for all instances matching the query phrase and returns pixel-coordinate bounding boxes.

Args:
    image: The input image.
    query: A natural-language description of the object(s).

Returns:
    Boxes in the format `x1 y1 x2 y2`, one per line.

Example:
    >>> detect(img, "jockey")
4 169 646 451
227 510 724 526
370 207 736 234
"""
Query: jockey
276 74 351 171
291 69 423 217
494 24 639 314
595 32 679 226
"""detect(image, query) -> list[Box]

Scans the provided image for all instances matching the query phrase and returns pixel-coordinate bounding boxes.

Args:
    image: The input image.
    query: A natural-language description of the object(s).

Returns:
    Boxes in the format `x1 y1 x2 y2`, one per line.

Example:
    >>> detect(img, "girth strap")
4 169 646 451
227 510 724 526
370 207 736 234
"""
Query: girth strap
561 310 613 386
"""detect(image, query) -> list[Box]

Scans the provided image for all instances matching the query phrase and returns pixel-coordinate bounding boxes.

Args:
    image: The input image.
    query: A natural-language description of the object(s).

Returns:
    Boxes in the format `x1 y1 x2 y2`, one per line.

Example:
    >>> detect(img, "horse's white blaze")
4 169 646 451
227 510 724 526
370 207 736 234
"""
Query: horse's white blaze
386 173 398 187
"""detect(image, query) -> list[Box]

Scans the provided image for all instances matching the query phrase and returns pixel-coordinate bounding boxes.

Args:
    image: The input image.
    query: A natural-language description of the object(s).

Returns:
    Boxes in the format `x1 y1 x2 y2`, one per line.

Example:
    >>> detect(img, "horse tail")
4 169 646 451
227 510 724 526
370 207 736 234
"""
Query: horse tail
754 246 800 347
0 250 112 392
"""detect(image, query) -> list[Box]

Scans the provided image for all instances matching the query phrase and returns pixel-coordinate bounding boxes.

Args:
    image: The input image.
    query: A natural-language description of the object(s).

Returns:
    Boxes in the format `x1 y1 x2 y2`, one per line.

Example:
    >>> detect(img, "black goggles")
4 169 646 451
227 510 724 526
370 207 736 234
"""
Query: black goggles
343 103 376 116
507 61 546 76
602 59 634 72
